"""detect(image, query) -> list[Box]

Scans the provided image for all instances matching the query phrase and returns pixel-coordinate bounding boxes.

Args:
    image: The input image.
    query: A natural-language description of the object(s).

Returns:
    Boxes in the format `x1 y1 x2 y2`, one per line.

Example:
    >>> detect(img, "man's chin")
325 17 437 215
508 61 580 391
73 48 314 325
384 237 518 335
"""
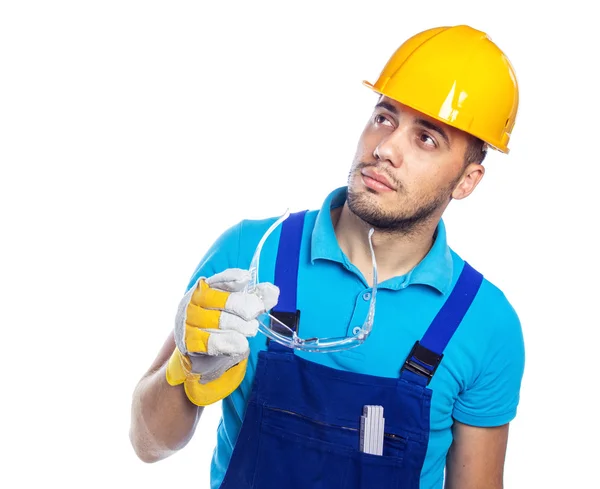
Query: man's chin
348 185 388 207
347 189 385 224
346 189 418 232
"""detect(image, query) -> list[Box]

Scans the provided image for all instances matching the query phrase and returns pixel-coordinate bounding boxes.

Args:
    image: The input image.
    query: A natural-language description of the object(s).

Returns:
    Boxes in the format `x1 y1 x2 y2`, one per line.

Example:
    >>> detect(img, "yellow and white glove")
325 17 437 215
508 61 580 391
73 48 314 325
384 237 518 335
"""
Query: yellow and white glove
166 268 279 406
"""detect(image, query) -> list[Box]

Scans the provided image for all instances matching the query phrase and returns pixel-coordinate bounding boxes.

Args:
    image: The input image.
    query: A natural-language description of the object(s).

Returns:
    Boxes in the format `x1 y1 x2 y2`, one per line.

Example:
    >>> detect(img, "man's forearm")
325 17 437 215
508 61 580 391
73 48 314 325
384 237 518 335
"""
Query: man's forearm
130 362 202 463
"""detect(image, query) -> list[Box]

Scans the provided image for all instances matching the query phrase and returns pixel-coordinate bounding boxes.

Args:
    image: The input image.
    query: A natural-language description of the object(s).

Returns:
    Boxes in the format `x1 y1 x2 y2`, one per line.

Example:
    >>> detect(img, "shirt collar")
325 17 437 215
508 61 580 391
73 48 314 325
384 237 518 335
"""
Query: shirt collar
310 186 454 295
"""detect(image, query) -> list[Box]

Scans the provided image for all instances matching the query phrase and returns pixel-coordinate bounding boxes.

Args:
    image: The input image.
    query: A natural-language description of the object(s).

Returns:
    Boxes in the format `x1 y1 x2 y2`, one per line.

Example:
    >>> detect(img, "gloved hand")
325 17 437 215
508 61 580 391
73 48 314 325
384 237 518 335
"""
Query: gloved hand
166 268 279 406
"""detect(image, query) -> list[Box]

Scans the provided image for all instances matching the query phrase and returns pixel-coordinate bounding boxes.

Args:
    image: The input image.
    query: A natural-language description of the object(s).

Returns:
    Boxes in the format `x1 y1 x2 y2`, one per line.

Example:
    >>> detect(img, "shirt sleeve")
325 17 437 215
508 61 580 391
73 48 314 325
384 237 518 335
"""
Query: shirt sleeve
452 301 526 427
183 220 243 293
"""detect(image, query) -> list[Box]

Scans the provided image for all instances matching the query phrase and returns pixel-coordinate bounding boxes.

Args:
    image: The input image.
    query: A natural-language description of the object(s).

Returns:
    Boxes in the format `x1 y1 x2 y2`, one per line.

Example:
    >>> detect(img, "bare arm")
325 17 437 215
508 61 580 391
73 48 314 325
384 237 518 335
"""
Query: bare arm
129 333 202 463
444 421 509 489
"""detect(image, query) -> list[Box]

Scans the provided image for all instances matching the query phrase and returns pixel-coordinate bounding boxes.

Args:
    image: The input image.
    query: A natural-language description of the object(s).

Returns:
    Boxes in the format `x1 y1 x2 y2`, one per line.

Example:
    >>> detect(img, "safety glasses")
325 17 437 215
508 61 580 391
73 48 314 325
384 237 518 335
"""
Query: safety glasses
246 209 378 353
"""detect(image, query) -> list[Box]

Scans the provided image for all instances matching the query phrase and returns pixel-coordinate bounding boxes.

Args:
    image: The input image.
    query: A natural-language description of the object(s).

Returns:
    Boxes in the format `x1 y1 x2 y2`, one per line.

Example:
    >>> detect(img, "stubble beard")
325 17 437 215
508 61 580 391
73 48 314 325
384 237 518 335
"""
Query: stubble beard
346 164 454 235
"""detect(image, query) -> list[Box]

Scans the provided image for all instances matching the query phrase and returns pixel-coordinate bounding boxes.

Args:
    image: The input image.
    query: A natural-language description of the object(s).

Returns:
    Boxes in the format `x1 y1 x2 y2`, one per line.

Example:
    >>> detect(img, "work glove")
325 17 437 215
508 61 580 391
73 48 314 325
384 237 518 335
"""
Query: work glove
166 268 279 406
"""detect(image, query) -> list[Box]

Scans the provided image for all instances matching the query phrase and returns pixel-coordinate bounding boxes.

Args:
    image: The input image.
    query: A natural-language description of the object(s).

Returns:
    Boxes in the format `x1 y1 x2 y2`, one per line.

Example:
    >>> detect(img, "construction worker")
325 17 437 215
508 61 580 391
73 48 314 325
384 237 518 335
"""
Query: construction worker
129 24 525 489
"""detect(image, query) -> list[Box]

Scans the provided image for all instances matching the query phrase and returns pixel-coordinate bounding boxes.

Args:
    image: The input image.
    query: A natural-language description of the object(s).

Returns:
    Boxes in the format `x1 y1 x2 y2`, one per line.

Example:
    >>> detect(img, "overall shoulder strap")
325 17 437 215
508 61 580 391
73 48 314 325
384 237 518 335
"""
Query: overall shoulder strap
267 210 307 352
401 262 484 385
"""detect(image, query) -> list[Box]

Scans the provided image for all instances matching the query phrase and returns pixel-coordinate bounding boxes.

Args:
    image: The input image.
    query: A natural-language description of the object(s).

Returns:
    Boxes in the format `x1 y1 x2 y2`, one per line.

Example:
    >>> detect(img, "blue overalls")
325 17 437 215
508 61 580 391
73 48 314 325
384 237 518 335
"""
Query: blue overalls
219 211 483 489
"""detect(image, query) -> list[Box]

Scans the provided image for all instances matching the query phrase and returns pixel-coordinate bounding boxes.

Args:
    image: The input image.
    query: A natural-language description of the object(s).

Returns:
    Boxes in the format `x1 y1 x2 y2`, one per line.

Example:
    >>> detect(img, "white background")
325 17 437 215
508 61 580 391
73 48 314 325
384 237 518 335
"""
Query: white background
1 1 598 488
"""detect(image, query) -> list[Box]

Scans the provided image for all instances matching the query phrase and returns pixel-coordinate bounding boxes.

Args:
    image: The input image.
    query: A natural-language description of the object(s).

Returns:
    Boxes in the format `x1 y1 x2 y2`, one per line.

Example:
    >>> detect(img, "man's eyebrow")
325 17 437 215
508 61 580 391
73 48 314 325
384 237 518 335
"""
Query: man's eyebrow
415 118 450 147
374 101 398 114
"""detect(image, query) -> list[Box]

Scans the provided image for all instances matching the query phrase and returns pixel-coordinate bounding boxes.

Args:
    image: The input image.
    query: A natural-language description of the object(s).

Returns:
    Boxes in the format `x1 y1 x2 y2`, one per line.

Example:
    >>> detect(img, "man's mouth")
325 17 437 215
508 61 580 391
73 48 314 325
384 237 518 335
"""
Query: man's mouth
360 167 396 192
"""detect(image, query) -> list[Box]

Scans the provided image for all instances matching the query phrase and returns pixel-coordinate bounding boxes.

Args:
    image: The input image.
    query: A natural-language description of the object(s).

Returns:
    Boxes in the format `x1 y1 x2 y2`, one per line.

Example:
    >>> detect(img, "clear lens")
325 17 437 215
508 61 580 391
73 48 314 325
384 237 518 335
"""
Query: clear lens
247 210 378 353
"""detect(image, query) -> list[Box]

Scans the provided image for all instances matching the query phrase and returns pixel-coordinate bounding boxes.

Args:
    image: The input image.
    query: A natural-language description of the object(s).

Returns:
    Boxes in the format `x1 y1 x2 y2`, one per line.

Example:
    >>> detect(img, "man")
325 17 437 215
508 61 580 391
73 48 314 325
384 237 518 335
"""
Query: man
129 24 525 489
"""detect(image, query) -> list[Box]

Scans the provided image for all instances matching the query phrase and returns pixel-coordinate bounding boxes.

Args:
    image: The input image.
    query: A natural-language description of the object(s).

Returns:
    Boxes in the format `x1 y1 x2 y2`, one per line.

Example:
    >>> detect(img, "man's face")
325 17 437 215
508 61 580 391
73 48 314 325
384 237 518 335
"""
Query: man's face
347 96 474 232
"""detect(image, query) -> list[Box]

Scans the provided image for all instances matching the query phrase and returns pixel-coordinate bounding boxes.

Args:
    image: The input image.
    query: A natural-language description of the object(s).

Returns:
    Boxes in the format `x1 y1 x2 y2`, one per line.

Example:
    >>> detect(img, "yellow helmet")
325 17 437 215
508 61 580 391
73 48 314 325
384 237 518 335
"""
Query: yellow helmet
363 25 519 154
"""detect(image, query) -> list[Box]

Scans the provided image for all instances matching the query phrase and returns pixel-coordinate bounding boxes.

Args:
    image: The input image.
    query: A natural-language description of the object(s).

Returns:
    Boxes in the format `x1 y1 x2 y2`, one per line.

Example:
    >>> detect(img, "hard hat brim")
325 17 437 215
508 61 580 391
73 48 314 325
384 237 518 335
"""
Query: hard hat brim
361 80 509 154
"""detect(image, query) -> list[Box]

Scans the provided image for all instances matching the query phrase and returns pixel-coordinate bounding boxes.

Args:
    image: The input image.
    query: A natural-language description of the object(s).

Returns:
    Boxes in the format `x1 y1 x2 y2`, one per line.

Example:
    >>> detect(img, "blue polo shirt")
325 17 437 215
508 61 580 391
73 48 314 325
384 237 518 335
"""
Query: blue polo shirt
185 187 525 489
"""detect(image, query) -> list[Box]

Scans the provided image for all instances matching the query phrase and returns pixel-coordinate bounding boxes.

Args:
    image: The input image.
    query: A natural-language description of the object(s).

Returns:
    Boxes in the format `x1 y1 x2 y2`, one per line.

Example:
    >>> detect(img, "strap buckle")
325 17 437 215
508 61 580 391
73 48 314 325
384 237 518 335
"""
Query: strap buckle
401 341 443 385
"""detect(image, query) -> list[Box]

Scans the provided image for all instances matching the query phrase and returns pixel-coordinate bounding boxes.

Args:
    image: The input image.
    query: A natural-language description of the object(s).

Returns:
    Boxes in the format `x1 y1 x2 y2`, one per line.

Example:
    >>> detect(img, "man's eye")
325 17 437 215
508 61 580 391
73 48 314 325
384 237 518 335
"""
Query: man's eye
419 133 437 148
374 114 392 126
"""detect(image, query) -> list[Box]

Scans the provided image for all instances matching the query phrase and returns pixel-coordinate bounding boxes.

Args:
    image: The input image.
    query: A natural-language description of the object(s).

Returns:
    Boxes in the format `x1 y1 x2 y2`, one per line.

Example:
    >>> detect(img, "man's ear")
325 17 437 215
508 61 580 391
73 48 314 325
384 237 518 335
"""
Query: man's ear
452 163 485 200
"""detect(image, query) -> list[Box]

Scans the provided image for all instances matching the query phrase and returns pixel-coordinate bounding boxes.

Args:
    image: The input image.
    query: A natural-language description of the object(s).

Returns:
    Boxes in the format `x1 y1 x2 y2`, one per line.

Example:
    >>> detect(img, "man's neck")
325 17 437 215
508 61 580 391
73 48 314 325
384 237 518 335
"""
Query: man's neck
332 204 439 284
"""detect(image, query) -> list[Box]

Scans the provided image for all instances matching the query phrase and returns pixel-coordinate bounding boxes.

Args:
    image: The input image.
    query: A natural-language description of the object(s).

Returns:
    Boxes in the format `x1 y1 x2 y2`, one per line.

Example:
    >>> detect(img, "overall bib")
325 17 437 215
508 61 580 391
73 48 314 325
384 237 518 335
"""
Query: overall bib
219 211 483 489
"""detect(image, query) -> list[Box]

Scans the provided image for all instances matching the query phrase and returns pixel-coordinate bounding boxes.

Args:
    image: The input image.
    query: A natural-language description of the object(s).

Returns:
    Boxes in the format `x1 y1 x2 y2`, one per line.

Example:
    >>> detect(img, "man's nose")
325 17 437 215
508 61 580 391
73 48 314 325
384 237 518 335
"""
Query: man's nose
373 130 404 168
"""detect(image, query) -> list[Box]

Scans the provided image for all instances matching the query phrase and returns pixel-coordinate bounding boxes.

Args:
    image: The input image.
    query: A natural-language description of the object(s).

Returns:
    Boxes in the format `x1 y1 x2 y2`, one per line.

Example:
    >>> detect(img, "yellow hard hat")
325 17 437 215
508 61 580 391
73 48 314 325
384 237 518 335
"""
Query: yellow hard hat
363 25 519 154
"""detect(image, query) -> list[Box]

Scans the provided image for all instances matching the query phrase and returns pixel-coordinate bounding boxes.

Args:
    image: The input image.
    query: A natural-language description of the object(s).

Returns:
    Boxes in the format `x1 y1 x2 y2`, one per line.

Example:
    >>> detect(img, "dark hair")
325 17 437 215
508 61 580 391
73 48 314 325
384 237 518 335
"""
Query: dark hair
464 135 487 166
